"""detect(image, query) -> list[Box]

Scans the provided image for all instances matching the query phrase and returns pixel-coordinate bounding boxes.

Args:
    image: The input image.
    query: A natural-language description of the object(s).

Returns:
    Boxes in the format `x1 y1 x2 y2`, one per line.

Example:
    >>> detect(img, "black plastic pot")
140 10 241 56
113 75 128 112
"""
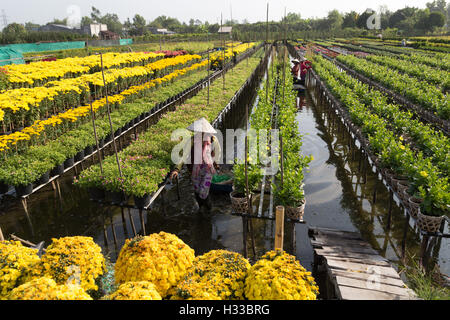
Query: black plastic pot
98 138 105 148
84 145 93 156
134 193 151 209
37 171 50 185
108 191 125 204
88 187 105 201
105 134 112 143
122 122 130 131
51 163 64 177
114 128 122 137
64 157 74 168
74 150 85 162
15 183 33 197
139 113 145 121
0 181 10 194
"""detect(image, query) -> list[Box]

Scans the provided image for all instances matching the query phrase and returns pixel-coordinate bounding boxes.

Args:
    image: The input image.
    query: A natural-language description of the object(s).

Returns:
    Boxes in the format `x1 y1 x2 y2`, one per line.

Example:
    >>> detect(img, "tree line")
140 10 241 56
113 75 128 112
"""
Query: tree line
1 1 449 45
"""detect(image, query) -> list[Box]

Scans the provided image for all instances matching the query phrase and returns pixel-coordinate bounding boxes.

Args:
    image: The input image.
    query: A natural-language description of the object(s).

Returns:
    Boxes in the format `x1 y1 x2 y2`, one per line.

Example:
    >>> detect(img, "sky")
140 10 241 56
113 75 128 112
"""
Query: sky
0 0 433 27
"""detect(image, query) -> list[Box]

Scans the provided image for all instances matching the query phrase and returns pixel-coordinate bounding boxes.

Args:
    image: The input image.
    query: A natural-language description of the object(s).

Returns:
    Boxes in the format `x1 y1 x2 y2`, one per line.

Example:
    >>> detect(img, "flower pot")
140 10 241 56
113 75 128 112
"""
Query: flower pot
408 197 422 219
285 200 306 221
0 181 10 194
105 134 112 143
381 169 395 186
15 183 33 197
98 138 105 148
114 128 122 137
391 176 408 193
230 191 252 214
396 181 410 201
64 157 74 168
84 145 93 156
108 191 125 205
37 171 50 185
417 210 444 233
134 194 151 209
74 150 85 162
51 163 64 177
88 187 105 201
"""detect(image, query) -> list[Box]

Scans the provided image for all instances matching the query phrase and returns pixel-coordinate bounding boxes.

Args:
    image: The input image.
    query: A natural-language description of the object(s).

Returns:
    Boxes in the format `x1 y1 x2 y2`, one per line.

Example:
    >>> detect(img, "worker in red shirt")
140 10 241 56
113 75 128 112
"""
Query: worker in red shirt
300 60 312 84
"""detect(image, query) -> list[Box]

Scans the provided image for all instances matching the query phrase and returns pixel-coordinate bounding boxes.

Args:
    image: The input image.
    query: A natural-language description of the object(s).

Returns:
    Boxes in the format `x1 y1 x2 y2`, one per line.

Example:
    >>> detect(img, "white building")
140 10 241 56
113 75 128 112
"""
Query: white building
82 23 108 37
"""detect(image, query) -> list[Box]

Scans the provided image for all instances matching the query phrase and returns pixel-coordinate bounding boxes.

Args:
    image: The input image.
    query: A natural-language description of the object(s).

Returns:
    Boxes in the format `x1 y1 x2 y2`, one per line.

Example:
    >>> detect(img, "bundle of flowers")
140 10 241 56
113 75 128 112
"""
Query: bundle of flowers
8 276 92 300
0 240 41 299
244 250 319 300
114 232 195 297
170 250 250 300
38 236 105 293
105 281 162 300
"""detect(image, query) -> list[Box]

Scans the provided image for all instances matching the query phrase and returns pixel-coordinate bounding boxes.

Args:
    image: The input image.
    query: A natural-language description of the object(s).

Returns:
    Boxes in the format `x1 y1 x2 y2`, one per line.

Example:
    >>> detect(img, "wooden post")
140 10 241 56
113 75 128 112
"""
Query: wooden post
139 209 146 235
221 13 225 91
99 53 123 179
128 208 137 237
275 205 284 250
207 49 210 106
0 226 4 241
89 98 103 173
280 135 284 187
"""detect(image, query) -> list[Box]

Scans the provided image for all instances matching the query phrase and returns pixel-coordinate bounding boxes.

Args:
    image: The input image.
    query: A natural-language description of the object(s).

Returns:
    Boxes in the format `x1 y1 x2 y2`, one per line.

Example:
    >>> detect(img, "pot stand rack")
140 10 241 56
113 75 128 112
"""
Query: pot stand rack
15 44 265 219
90 43 267 210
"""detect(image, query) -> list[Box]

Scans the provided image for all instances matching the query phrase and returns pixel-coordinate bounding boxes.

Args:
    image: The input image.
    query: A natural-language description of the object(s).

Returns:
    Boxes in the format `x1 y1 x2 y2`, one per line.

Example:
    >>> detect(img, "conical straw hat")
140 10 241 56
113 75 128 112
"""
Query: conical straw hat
187 117 217 134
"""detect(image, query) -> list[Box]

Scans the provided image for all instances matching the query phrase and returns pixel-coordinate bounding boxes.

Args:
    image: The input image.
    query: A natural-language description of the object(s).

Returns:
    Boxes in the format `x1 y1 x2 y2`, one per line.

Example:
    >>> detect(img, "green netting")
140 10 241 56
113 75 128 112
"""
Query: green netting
0 48 25 66
0 41 86 54
119 39 133 46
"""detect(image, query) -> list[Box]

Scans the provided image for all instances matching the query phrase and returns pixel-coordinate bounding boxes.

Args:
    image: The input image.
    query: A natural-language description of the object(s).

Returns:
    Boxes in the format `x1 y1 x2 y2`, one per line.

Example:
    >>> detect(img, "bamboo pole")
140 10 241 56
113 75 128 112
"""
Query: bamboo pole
89 98 103 174
207 49 210 106
265 2 269 102
275 206 284 250
99 53 123 178
221 13 225 90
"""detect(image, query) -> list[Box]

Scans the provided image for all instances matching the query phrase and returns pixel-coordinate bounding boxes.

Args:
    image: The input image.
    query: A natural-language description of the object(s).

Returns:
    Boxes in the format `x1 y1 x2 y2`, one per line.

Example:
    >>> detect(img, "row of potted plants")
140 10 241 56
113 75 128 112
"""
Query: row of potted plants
0 59 209 157
319 55 449 177
74 47 265 209
231 55 312 220
3 51 166 89
336 54 449 121
0 59 213 197
0 54 202 132
312 55 449 232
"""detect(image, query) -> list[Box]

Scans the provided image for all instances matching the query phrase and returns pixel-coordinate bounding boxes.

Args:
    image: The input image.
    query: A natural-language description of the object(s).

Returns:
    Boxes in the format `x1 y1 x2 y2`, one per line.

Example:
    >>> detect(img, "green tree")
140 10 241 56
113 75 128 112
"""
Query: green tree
131 14 147 36
24 22 40 32
326 10 343 30
427 11 446 29
80 16 94 27
342 11 358 28
2 23 27 43
48 18 68 25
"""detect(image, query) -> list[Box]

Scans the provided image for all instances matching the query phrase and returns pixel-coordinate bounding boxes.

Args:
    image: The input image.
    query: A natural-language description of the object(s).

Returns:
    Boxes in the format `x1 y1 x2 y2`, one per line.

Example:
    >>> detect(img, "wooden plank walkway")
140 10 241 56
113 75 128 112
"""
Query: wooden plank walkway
308 227 418 300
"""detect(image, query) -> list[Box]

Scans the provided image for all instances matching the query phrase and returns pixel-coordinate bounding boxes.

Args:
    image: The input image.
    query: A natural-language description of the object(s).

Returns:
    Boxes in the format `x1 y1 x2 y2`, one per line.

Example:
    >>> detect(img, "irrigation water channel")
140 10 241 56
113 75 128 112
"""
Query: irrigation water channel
0 49 448 289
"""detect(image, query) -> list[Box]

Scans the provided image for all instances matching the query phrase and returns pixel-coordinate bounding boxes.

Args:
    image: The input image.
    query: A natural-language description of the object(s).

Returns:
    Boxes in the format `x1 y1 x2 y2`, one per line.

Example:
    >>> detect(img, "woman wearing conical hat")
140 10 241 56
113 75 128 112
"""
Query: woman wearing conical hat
170 118 221 212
